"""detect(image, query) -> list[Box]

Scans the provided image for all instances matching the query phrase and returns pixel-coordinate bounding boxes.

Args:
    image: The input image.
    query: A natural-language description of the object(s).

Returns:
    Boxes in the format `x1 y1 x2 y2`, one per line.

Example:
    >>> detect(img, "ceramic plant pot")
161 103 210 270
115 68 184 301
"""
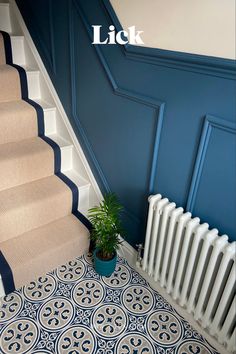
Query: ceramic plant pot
93 249 117 276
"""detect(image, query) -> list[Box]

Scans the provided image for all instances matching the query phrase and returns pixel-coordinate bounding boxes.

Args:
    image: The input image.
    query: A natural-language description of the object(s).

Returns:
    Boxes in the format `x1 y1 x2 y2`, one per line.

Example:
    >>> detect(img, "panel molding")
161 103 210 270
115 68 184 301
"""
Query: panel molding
69 0 165 197
186 115 236 212
24 0 56 75
102 0 236 80
69 0 111 194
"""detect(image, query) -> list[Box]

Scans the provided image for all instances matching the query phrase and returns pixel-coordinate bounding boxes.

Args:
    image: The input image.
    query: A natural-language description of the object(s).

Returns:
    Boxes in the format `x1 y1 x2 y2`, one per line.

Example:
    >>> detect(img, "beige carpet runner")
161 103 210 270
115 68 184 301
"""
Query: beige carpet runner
0 31 90 294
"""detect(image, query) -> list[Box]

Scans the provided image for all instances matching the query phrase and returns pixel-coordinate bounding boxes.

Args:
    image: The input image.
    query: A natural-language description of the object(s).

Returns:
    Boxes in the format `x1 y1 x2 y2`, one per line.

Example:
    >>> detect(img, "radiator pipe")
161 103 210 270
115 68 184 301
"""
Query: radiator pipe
136 243 144 267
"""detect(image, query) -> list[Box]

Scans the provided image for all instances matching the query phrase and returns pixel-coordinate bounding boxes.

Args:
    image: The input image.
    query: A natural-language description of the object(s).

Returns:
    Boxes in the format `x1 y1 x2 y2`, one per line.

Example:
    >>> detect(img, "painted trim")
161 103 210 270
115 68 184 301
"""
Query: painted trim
102 0 236 80
69 2 111 194
186 115 236 212
70 0 165 196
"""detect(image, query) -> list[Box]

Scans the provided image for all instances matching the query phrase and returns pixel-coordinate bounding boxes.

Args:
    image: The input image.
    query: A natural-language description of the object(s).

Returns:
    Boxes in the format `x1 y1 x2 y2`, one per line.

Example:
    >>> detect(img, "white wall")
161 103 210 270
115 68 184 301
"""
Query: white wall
110 0 235 59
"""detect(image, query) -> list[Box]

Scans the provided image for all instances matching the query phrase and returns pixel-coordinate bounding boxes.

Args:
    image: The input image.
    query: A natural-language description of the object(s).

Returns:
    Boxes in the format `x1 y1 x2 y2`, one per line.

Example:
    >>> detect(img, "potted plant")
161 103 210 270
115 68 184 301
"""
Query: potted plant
88 193 124 276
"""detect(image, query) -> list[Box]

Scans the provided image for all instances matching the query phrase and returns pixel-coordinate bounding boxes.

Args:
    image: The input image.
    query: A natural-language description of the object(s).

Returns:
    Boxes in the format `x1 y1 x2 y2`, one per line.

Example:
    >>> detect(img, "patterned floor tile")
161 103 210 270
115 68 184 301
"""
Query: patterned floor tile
0 254 219 354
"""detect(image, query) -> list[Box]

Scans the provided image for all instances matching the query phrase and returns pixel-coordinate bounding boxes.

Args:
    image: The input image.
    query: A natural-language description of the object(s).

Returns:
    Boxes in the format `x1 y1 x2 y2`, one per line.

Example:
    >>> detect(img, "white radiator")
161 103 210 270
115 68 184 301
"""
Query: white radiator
142 194 236 353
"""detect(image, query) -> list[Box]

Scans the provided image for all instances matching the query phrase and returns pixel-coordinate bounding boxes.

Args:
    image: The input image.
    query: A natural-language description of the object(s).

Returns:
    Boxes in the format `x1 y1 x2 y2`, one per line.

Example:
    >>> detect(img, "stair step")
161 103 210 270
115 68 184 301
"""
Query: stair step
0 3 11 33
0 214 89 290
10 35 26 66
34 98 55 110
0 100 38 144
0 63 42 102
47 133 73 171
0 64 21 102
0 137 54 191
22 98 57 135
25 68 41 100
43 106 57 135
0 98 57 144
64 169 90 212
0 175 73 243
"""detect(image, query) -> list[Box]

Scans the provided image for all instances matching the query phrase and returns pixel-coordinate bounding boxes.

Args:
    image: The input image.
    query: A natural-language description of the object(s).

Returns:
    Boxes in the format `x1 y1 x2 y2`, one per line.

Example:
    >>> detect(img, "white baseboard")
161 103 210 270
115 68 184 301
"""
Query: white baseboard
118 240 229 354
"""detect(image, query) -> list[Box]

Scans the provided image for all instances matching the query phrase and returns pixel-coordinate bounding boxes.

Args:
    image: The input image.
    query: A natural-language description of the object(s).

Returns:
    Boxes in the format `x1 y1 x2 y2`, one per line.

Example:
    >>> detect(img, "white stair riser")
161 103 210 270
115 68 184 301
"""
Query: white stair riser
61 147 90 211
61 145 73 171
26 71 41 99
44 108 56 135
8 34 57 135
10 36 41 100
0 4 11 33
11 36 25 65
78 185 90 211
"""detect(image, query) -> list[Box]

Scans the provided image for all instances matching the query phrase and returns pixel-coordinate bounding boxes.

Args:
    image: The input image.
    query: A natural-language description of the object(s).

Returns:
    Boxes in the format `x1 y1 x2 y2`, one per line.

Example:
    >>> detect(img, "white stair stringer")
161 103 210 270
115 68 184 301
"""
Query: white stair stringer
0 1 103 297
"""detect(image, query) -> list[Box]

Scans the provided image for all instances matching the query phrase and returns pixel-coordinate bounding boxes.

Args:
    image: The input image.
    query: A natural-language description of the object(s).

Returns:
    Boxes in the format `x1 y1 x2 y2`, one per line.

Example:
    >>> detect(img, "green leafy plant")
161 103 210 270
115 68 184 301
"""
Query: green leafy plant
88 193 124 260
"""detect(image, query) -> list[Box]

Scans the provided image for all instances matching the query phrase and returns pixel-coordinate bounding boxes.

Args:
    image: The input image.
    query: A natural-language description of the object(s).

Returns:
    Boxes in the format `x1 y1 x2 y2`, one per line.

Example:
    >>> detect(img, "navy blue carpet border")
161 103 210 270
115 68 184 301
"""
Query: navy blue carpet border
0 30 92 295
0 251 15 295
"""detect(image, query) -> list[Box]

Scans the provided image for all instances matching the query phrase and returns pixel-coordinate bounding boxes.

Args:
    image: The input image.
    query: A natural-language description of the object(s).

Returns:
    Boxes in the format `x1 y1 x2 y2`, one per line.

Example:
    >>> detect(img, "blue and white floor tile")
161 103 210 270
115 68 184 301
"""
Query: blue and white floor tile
0 254 219 354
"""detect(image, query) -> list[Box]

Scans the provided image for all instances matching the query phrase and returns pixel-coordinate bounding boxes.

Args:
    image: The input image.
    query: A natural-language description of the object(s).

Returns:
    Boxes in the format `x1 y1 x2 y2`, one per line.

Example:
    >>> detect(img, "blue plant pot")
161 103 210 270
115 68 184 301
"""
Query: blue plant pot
93 249 117 276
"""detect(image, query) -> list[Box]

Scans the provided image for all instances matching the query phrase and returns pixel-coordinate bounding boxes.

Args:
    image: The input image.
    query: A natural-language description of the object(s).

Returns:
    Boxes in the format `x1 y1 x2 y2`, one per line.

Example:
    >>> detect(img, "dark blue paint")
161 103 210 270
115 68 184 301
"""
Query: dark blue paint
16 0 236 243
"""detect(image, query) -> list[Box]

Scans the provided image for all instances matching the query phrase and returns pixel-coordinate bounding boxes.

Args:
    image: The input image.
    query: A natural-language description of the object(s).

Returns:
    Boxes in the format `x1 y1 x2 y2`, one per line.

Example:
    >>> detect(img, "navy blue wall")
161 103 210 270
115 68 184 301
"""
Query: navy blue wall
16 0 236 244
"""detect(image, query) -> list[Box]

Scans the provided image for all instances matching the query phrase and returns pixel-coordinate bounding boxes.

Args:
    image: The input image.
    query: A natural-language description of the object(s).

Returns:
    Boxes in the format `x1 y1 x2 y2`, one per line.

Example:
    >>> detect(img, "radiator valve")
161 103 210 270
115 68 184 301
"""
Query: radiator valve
136 243 144 267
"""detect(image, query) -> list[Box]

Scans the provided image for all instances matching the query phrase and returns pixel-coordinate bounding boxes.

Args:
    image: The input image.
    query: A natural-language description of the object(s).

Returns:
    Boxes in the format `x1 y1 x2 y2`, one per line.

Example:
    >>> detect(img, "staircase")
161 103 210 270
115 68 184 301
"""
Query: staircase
0 1 101 297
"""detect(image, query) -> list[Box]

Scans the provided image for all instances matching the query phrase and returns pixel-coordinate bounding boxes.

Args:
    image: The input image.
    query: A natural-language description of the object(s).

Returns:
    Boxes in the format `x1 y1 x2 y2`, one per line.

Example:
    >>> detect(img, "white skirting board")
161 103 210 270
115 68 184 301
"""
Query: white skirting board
118 239 229 354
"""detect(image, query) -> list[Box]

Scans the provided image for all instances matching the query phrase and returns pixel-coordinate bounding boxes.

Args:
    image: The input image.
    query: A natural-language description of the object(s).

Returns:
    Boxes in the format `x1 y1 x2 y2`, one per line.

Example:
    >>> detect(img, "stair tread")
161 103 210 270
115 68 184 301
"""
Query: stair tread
0 137 54 191
0 175 72 242
0 98 36 112
0 174 71 212
0 214 89 289
33 98 55 110
0 100 38 144
47 133 71 148
21 65 39 73
65 169 91 188
0 214 89 266
0 32 5 65
0 136 52 157
10 35 24 39
0 64 21 102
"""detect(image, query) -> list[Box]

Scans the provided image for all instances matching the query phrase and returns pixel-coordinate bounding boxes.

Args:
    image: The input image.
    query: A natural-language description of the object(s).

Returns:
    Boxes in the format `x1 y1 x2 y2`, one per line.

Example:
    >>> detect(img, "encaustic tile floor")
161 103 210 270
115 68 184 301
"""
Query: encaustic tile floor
0 254 219 354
